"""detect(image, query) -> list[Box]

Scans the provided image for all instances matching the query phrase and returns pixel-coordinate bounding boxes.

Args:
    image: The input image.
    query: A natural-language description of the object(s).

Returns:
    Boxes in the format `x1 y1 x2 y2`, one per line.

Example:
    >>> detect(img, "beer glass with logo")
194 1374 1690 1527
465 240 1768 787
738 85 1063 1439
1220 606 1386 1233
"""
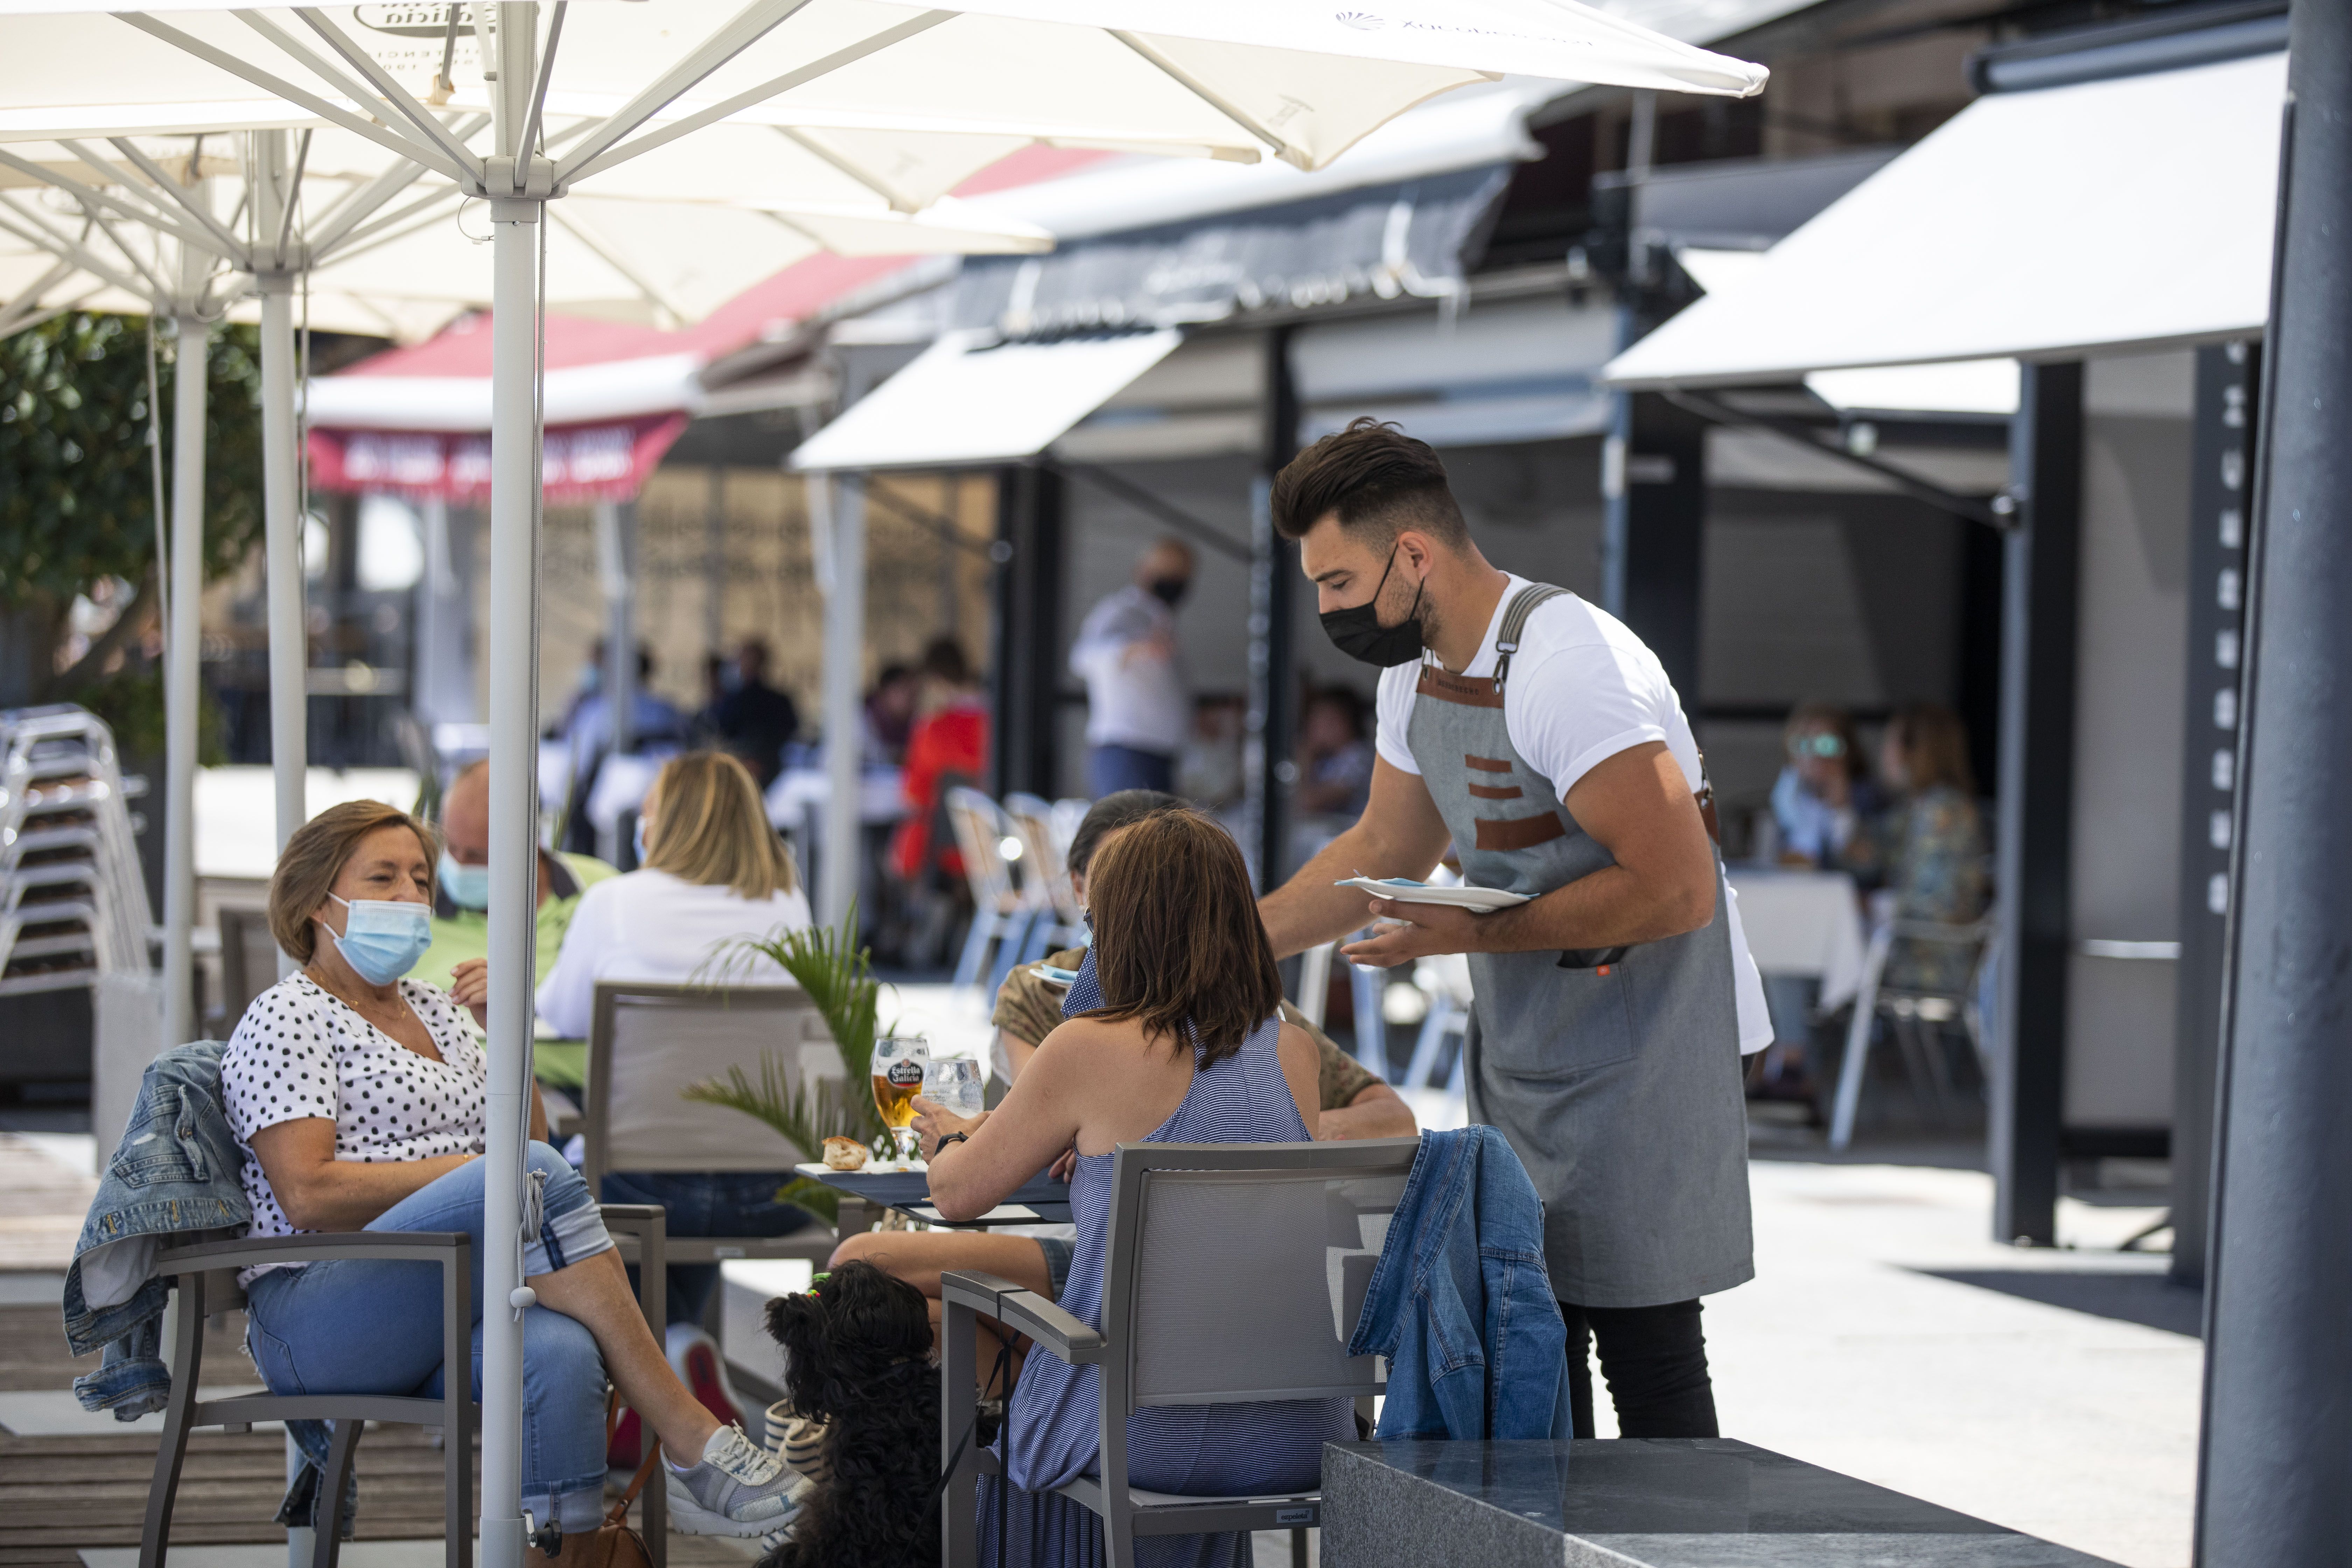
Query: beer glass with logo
871 1034 930 1163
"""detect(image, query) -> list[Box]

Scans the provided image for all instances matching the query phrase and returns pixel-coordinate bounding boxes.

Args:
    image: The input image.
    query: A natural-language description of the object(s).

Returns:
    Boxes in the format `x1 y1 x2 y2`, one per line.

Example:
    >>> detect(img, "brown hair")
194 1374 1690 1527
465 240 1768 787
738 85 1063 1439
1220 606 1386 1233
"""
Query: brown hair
1080 807 1283 1067
268 800 439 964
1887 702 1975 795
642 750 799 899
1269 417 1469 548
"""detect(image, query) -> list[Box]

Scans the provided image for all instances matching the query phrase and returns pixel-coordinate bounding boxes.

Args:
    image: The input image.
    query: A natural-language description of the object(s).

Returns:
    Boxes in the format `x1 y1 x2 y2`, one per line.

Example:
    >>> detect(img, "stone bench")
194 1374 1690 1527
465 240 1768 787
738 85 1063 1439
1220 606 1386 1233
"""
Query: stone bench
1322 1438 2122 1567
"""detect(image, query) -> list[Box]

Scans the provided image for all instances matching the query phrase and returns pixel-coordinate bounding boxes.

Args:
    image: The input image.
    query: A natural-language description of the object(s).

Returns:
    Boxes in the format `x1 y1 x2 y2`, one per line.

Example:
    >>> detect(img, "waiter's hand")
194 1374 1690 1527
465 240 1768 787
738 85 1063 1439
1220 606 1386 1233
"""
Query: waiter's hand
1340 898 1482 967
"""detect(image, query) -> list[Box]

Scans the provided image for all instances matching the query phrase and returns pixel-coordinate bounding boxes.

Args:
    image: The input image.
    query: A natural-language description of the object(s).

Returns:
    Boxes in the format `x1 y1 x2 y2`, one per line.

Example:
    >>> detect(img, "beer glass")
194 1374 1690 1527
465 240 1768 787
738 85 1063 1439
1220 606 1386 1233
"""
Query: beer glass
924 1056 986 1119
871 1034 929 1163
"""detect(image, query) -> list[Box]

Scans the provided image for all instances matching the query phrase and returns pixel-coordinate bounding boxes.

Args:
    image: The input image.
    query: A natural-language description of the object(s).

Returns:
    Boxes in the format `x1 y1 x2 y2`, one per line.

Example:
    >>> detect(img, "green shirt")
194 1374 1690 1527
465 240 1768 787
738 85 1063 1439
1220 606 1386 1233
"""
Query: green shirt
420 850 616 994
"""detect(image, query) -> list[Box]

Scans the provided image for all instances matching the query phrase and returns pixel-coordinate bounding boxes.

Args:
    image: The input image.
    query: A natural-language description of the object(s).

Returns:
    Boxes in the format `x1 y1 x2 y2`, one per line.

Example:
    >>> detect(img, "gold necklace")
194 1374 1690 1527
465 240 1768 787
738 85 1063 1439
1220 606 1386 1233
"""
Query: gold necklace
308 967 407 1031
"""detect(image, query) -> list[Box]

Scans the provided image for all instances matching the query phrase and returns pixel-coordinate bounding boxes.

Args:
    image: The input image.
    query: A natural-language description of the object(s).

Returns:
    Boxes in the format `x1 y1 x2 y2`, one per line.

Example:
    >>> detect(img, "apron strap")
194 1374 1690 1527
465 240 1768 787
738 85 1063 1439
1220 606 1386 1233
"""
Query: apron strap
1491 582 1570 691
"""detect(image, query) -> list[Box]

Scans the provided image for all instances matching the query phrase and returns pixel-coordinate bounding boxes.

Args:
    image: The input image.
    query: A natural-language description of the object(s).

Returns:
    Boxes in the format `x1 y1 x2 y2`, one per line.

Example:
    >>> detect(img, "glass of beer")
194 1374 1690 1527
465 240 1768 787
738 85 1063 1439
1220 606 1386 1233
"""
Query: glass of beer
871 1034 929 1164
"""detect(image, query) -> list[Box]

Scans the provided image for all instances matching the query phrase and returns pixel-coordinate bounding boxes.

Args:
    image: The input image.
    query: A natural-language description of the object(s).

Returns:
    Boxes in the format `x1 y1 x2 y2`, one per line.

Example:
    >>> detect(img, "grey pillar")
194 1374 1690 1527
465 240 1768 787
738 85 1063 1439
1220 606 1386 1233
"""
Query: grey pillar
2196 10 2352 1558
1990 360 2082 1248
1601 390 1708 703
2169 341 2256 1288
818 473 866 931
594 499 637 762
254 132 307 875
988 464 1063 799
1247 326 1301 891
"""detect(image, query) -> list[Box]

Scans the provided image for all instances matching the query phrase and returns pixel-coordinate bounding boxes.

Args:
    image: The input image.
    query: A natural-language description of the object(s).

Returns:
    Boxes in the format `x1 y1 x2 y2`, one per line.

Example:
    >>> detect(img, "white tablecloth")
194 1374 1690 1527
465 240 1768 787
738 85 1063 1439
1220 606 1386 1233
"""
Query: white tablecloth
764 764 909 828
1726 867 1869 1012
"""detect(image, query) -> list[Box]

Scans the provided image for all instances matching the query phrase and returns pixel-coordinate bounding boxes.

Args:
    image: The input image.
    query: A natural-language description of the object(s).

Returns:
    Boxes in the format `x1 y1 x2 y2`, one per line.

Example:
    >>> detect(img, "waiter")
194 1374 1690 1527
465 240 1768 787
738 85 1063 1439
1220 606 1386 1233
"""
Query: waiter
1258 419 1759 1440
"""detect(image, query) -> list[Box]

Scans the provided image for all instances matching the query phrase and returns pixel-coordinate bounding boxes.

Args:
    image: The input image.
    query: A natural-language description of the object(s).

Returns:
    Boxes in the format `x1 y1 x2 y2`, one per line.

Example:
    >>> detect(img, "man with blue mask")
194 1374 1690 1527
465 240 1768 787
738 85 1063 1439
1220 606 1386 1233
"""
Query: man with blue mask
418 760 615 1015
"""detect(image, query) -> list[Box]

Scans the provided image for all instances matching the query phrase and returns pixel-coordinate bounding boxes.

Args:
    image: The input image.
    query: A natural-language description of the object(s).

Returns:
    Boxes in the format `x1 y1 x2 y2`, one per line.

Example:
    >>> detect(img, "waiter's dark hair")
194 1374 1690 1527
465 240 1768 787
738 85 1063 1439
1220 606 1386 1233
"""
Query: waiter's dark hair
1080 807 1283 1068
1270 417 1468 548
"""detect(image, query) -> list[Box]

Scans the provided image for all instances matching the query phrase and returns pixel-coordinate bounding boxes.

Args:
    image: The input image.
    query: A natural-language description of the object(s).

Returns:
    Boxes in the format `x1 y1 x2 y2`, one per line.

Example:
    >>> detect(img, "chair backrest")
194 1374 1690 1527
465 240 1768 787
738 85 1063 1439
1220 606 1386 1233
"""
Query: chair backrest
944 787 1018 911
1099 1138 1419 1412
1002 792 1076 920
583 980 844 1187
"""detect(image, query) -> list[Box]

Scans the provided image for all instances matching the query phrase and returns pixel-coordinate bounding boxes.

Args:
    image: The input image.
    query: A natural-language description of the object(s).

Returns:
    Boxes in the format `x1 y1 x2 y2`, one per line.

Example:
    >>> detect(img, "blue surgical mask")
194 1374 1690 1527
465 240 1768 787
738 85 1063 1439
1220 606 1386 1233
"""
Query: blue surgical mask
320 894 434 986
632 816 651 866
438 851 491 911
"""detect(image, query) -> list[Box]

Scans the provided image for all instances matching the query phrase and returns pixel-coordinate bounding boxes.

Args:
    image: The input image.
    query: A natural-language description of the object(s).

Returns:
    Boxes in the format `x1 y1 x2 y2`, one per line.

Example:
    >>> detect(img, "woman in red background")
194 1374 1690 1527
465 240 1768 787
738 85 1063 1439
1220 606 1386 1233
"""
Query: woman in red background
890 636 989 882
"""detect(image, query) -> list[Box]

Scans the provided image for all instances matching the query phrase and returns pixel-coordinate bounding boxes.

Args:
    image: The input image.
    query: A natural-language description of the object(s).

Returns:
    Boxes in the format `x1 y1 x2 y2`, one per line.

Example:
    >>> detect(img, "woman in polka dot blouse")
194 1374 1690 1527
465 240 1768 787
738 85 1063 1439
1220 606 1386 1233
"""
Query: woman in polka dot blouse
221 799 805 1549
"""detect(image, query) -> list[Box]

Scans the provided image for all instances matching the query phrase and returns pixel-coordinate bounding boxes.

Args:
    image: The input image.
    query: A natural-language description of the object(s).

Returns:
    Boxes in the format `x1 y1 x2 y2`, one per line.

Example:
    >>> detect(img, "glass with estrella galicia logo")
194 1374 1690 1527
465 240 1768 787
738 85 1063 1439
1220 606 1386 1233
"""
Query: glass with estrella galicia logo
871 1034 930 1162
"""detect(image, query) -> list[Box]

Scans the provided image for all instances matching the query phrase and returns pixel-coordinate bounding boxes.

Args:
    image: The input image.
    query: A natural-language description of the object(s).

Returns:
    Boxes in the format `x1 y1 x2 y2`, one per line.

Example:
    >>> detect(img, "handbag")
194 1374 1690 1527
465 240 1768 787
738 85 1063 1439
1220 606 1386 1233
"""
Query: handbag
579 1397 664 1568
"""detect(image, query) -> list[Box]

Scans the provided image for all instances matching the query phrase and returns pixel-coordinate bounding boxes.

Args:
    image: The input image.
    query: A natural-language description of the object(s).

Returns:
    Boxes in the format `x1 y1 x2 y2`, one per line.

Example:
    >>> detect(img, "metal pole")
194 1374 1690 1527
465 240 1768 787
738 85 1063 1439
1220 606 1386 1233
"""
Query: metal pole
255 135 308 887
2197 10 2352 1558
820 473 865 930
481 8 541 1563
159 311 207 1049
1246 326 1299 893
595 499 636 763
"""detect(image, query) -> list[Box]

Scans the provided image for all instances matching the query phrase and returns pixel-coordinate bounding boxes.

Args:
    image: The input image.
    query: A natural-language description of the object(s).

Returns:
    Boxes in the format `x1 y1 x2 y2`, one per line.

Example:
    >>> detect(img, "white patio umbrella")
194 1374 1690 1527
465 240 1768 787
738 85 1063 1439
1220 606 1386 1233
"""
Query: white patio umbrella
0 124 1052 1049
0 5 1765 1562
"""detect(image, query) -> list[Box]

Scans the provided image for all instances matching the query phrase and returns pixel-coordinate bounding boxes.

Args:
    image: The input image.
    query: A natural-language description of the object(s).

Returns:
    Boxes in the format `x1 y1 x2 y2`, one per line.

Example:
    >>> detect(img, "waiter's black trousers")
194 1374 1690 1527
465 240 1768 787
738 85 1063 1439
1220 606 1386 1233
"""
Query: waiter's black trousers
1560 1298 1718 1438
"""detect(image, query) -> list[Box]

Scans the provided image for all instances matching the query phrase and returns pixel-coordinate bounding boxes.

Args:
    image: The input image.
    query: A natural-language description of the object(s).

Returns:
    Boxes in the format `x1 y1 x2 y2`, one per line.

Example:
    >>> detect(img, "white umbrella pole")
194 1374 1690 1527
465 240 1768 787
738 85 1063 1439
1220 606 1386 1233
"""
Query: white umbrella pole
159 312 207 1050
254 135 308 886
820 474 865 930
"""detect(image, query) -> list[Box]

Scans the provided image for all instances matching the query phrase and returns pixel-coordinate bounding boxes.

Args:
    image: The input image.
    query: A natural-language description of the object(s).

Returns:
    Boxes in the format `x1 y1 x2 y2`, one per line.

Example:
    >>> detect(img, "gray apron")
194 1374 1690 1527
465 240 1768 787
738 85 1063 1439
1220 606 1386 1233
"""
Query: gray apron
1406 584 1752 1307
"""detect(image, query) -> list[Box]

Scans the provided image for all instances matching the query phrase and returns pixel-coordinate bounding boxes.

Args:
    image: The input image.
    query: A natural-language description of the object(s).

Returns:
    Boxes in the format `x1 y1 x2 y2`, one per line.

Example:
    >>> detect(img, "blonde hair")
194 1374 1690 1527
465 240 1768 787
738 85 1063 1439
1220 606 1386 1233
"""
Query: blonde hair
642 750 799 899
269 800 439 964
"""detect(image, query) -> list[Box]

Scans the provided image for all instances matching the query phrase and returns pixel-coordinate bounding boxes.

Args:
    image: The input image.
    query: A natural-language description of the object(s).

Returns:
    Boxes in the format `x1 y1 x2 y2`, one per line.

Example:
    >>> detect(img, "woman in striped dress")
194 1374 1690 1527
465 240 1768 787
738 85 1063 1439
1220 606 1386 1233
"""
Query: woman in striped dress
918 806 1346 1568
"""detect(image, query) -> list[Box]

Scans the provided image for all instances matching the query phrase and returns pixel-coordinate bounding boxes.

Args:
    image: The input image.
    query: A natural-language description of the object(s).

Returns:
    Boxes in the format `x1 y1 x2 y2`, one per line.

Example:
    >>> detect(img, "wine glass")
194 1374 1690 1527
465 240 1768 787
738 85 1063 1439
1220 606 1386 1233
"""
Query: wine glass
871 1034 929 1164
924 1056 986 1120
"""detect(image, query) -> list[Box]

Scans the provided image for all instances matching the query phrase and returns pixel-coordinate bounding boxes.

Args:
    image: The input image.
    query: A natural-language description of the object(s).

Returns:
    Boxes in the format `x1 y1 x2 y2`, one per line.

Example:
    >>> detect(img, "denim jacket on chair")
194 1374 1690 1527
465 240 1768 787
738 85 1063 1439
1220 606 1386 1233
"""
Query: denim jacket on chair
63 1040 344 1530
1346 1125 1573 1441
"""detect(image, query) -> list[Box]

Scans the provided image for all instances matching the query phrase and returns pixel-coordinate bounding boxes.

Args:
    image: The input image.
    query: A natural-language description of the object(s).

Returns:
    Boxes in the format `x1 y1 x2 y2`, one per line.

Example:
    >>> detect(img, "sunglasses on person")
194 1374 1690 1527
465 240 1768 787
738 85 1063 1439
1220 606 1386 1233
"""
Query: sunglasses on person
1788 733 1846 760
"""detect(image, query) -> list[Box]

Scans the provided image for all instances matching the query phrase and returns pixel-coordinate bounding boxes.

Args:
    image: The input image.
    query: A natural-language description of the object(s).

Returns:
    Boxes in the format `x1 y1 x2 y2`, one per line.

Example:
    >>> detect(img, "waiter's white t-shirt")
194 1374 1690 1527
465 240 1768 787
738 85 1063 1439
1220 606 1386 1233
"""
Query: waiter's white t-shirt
1373 576 1773 1054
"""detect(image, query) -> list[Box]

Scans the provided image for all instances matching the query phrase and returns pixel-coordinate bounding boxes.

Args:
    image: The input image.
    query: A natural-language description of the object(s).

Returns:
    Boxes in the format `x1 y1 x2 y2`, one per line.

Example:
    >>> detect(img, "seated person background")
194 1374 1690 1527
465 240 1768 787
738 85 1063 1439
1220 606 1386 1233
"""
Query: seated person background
917 806 1349 1566
1867 701 1989 994
533 750 822 1431
833 789 1414 1329
221 799 802 1548
699 636 801 791
1768 702 1884 870
420 758 615 997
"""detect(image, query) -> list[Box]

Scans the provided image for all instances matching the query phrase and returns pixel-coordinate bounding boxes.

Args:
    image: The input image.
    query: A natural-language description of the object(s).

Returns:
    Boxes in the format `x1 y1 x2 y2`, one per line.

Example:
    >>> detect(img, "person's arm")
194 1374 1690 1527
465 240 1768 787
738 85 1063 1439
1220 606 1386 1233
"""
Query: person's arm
248 1118 475 1231
998 1030 1040 1080
920 1023 1093 1223
1340 741 1718 967
1319 1080 1417 1141
1258 756 1454 958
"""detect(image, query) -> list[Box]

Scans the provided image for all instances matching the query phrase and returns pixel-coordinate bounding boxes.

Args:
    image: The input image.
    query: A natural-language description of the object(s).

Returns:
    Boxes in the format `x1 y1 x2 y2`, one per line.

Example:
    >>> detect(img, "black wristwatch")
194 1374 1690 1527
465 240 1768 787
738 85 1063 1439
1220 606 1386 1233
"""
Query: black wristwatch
934 1132 970 1152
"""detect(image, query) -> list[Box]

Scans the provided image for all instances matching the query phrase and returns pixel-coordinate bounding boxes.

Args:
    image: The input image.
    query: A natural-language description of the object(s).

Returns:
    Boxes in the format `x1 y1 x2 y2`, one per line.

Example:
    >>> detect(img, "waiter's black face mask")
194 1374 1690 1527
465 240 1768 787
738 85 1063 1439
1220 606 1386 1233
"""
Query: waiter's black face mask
1320 544 1426 667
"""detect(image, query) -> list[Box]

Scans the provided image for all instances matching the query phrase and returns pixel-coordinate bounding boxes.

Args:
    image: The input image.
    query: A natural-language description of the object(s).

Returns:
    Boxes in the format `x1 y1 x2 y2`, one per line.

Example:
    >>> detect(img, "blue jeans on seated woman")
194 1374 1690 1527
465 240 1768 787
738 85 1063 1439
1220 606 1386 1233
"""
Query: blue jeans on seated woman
597 1172 818 1327
243 1143 615 1534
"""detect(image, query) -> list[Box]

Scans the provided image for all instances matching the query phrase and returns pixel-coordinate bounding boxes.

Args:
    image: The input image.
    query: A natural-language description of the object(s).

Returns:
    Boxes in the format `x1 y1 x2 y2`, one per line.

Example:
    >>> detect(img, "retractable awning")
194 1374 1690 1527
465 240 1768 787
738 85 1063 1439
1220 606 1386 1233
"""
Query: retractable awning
789 327 1182 470
1605 49 2286 389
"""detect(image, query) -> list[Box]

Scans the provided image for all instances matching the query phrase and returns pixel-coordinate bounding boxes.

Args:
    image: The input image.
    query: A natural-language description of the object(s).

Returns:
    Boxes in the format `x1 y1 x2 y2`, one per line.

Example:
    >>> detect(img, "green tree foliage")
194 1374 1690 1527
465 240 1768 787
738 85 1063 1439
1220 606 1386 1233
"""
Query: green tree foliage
0 312 265 722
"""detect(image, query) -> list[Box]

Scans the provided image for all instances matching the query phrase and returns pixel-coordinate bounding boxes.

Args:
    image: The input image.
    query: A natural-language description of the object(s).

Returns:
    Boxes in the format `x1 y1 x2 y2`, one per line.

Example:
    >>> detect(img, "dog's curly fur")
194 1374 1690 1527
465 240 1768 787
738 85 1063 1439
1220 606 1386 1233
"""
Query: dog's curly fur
757 1261 939 1568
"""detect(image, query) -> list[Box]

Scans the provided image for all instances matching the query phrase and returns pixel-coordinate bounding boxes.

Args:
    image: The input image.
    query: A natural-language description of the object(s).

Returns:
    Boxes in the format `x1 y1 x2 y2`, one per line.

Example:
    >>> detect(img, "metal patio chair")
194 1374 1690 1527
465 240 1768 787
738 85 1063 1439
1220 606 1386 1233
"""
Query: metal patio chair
581 980 845 1275
1828 916 1994 1150
940 1136 1420 1568
140 1205 673 1568
1002 792 1086 965
945 788 1027 992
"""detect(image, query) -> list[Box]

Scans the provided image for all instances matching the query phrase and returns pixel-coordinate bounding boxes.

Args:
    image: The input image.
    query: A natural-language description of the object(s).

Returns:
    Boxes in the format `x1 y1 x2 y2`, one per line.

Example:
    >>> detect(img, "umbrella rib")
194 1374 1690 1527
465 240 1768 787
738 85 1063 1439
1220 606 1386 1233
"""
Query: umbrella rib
0 146 228 266
102 137 255 267
314 185 468 264
545 200 687 325
54 139 183 228
0 254 86 336
280 10 486 184
774 125 921 214
270 128 312 270
0 287 99 341
516 0 568 169
113 13 471 186
561 8 951 186
0 198 158 302
306 114 490 257
1107 30 1297 167
554 0 821 181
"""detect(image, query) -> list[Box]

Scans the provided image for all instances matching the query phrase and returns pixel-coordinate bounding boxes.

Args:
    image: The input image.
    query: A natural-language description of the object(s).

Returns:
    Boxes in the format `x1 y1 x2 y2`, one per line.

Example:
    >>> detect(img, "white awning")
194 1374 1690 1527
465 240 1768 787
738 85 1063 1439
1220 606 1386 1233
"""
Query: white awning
789 328 1183 470
1605 50 2285 388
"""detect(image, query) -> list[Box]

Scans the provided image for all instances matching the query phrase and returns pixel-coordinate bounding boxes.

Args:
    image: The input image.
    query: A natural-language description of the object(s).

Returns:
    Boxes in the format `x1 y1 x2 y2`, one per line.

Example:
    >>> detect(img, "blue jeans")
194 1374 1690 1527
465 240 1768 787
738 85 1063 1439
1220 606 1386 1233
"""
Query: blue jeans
244 1144 616 1533
1087 744 1175 799
598 1171 819 1327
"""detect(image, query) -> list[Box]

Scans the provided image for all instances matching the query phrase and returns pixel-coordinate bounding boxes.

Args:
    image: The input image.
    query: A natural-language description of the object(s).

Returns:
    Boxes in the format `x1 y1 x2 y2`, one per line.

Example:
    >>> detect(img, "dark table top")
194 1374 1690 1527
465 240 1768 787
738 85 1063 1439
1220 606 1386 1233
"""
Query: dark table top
1322 1440 2122 1568
802 1163 1073 1230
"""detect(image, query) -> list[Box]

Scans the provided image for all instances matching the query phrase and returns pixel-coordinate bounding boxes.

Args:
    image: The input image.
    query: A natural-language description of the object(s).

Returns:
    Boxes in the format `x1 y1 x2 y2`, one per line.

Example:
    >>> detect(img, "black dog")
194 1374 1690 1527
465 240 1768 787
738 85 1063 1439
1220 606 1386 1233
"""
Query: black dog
760 1261 939 1568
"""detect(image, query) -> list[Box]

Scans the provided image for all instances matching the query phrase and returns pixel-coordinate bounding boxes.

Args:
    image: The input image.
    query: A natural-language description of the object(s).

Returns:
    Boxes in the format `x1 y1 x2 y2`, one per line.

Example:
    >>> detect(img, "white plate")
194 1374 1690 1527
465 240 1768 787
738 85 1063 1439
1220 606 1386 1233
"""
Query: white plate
1334 876 1531 913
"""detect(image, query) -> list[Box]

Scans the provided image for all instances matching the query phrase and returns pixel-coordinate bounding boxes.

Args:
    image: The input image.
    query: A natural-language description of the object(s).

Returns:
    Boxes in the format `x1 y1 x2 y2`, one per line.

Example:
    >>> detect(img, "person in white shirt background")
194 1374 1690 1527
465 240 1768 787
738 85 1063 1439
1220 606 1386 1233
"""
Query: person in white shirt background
1068 537 1195 797
534 748 818 1455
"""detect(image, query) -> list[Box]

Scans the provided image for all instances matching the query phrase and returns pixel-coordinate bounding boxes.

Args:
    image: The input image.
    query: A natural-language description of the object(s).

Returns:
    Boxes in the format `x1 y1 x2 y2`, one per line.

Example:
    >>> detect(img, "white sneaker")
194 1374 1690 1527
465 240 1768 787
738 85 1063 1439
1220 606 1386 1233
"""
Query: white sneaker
664 1424 811 1537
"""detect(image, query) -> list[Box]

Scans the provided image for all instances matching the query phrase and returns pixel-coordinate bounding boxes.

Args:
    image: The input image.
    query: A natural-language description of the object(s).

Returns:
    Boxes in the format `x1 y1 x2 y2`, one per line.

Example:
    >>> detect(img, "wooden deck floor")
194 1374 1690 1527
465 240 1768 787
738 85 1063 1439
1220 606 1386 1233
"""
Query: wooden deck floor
0 1303 752 1568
